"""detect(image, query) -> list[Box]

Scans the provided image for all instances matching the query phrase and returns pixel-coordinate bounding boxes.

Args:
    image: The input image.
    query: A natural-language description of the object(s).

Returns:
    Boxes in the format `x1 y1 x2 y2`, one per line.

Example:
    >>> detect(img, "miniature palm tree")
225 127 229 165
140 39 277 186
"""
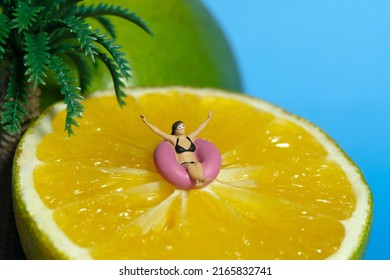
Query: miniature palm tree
0 0 151 258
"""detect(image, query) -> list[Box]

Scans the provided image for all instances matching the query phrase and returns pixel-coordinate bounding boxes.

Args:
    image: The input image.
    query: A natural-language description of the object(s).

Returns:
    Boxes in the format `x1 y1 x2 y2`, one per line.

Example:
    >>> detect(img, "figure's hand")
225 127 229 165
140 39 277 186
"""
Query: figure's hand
140 114 149 124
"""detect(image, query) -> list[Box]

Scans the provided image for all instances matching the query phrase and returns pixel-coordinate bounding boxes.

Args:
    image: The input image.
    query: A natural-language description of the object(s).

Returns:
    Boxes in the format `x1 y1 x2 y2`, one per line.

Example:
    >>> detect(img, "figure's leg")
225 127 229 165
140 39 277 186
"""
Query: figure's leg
184 162 203 181
184 162 211 187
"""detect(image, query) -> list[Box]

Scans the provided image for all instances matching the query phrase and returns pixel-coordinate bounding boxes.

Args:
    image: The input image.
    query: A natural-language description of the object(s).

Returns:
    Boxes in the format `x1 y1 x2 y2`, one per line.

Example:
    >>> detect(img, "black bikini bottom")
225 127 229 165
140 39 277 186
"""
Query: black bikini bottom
180 161 196 165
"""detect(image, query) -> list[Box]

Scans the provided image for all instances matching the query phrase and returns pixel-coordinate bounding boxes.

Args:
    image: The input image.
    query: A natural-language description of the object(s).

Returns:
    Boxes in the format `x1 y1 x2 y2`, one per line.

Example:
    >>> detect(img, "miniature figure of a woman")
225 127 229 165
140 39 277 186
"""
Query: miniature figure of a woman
140 112 213 187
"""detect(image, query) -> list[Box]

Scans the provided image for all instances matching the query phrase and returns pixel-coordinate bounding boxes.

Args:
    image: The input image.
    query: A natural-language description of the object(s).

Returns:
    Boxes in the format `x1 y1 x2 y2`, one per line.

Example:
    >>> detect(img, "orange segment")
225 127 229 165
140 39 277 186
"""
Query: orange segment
13 87 372 259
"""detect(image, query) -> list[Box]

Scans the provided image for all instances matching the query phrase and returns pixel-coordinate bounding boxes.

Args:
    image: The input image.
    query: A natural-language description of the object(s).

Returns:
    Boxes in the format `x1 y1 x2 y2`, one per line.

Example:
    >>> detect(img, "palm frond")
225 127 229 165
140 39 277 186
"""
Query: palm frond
53 16 98 62
48 55 84 136
33 0 60 8
66 51 93 94
96 51 126 107
36 0 62 23
76 3 153 36
12 1 44 33
24 32 50 89
93 16 116 38
0 14 12 59
0 60 28 136
0 0 152 136
48 0 83 19
93 31 131 80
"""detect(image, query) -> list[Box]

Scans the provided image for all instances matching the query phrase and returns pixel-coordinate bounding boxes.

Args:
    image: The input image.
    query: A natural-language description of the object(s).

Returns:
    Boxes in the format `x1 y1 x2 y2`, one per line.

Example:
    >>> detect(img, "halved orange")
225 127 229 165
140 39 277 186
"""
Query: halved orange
13 87 372 259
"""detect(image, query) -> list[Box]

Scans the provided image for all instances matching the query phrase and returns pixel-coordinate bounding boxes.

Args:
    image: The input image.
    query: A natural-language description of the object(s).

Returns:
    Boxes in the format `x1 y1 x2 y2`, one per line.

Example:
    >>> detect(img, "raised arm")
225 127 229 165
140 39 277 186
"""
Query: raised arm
188 111 213 139
140 115 175 142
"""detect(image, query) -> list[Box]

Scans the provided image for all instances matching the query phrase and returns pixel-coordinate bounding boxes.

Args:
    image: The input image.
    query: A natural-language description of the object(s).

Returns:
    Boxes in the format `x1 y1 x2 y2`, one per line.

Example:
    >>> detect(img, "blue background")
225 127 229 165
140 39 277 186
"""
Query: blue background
202 0 390 260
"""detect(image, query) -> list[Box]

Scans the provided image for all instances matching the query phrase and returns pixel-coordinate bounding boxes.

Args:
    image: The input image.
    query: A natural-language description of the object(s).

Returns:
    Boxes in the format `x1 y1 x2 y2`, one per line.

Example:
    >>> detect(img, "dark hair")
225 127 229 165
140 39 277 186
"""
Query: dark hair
171 121 184 135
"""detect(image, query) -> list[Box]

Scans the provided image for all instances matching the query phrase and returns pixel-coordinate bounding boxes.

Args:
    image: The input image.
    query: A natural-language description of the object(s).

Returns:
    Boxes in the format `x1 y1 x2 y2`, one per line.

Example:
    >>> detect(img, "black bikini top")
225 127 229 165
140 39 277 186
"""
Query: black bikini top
175 137 196 154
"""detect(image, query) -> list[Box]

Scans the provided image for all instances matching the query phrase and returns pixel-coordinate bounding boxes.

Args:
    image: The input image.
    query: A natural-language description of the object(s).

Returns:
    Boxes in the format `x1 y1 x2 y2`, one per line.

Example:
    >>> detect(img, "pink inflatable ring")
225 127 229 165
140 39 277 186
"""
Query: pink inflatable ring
153 138 221 190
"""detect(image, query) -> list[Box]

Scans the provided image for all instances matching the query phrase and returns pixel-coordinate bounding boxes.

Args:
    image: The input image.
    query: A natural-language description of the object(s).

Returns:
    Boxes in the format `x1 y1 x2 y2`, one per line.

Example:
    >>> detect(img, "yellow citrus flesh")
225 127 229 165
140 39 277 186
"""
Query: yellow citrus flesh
14 87 372 259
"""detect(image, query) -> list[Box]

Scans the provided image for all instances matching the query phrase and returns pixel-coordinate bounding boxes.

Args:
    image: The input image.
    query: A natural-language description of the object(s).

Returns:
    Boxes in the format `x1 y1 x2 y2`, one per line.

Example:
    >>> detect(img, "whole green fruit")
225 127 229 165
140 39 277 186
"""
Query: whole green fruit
42 0 242 107
88 0 242 90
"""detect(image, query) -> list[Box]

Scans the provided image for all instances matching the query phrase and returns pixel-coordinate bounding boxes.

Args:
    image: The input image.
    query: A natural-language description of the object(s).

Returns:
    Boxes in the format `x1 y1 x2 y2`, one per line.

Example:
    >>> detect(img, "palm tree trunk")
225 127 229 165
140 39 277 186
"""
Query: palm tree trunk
0 69 41 259
0 129 24 259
